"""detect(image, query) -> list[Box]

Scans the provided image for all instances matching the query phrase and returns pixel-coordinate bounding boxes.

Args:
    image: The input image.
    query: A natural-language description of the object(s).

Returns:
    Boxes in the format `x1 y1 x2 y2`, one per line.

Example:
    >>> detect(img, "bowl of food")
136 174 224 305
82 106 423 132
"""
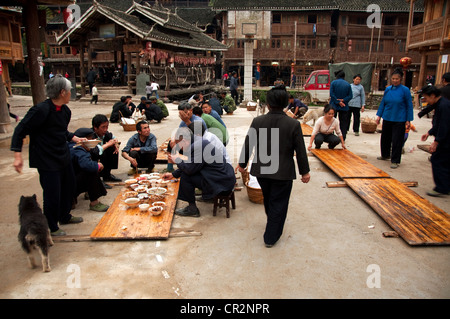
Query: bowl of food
152 201 166 208
149 205 163 216
82 139 101 149
135 186 148 193
124 197 140 208
125 179 137 186
147 187 167 195
130 183 139 190
138 203 150 212
122 191 138 199
138 180 151 187
138 193 149 201
157 179 170 187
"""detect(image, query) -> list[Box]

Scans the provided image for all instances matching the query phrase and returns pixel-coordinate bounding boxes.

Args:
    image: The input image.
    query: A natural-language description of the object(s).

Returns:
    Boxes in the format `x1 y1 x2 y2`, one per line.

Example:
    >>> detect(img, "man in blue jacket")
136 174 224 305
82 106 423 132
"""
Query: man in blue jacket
122 120 158 175
69 128 109 212
330 70 353 140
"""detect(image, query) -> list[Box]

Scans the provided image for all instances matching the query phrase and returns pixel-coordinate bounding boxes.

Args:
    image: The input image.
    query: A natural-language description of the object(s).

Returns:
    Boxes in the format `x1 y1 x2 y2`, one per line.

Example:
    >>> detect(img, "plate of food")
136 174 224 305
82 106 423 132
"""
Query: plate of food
147 187 167 195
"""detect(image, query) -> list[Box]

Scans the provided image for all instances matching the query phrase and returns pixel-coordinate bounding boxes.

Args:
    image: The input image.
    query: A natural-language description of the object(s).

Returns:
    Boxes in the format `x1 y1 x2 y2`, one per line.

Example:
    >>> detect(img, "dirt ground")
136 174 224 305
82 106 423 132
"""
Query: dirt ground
0 94 449 300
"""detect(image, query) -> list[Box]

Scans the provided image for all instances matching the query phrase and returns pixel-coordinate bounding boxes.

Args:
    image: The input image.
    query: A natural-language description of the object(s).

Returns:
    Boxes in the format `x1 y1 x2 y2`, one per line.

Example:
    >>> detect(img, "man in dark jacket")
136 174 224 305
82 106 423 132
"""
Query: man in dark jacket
69 128 109 212
91 114 121 184
238 85 310 247
110 96 132 123
143 99 164 123
162 127 236 217
420 85 450 197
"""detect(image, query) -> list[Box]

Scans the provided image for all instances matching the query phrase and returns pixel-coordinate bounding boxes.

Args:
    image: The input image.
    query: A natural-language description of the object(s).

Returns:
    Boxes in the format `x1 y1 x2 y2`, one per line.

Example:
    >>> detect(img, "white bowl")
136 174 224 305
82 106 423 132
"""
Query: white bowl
124 197 140 208
139 203 150 212
149 205 163 216
147 187 167 195
82 139 101 149
152 201 166 208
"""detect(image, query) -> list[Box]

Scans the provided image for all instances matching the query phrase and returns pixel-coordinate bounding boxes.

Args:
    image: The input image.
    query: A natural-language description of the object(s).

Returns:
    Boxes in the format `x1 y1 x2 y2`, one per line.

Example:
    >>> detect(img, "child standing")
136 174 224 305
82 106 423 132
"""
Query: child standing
91 84 98 105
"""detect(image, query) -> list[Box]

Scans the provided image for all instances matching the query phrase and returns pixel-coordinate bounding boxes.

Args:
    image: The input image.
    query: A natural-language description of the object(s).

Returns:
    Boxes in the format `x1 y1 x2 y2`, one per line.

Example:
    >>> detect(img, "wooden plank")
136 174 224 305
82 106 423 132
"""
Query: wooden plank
90 177 180 240
155 138 170 164
344 178 450 246
326 180 418 188
311 149 390 179
301 123 313 136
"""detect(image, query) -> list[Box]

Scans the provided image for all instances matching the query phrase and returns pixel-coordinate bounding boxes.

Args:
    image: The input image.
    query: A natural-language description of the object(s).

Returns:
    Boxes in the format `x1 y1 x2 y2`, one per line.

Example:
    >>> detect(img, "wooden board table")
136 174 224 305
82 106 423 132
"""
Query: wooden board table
345 178 450 246
90 178 180 240
301 123 313 136
155 138 170 164
311 149 390 179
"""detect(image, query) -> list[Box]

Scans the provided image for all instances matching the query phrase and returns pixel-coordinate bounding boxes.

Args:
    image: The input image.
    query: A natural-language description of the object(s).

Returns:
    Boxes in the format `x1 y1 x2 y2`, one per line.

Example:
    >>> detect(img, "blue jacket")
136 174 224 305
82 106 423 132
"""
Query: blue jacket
209 109 226 127
377 85 414 122
69 142 99 174
122 133 157 154
330 78 353 112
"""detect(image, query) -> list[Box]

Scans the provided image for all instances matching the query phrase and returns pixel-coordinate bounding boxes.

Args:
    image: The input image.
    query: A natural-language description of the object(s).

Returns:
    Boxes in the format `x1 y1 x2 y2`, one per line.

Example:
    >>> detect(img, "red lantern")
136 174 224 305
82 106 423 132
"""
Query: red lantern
400 57 412 69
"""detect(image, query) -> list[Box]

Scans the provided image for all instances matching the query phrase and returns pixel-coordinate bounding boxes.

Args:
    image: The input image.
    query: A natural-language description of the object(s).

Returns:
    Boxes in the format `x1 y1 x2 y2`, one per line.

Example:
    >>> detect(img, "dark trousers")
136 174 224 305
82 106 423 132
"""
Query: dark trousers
314 133 341 149
98 148 119 179
129 150 157 171
38 165 76 232
90 95 98 104
349 106 361 133
337 110 350 140
75 170 107 202
431 146 450 194
380 120 405 164
231 89 238 105
257 177 293 246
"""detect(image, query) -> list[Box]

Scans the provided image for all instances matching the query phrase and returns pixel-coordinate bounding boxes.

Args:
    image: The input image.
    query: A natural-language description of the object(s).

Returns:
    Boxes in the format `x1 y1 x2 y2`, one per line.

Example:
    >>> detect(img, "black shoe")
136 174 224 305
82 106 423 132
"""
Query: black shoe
102 181 112 189
195 195 214 203
103 174 122 182
175 206 200 217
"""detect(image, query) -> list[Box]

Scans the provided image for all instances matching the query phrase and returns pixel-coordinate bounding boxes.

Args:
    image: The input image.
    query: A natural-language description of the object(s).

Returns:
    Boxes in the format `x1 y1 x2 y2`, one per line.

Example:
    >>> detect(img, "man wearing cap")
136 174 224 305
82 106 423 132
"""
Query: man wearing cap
122 120 158 175
69 128 109 212
142 99 164 123
149 96 169 119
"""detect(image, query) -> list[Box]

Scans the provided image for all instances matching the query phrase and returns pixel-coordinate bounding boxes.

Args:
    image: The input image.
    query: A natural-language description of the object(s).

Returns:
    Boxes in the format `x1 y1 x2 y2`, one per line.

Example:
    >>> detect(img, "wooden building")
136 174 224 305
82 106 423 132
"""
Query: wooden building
212 0 425 90
0 7 24 96
53 0 226 95
407 0 450 87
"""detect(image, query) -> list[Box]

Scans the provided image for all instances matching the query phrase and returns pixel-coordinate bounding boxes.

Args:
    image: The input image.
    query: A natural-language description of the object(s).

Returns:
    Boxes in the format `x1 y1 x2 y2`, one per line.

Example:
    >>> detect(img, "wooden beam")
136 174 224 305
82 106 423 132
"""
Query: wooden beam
326 180 418 188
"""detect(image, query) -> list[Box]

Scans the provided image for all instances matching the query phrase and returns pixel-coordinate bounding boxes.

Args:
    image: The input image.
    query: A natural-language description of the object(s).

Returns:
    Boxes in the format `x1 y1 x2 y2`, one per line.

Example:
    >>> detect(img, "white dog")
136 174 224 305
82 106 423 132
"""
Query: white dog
302 109 323 126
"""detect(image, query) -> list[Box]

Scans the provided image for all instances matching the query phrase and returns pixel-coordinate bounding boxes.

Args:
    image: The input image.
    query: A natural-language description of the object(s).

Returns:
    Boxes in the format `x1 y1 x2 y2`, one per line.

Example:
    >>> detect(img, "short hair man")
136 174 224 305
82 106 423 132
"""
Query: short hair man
439 72 450 100
287 94 308 118
201 101 226 127
121 120 158 175
91 114 121 184
419 85 450 197
178 101 207 130
110 96 132 123
162 127 236 217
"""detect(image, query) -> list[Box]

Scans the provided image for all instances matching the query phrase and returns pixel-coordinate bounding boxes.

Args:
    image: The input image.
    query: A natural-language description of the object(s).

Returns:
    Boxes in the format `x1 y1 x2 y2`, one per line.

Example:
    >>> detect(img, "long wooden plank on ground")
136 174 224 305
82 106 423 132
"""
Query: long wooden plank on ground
344 178 450 246
90 179 180 240
301 123 313 136
311 149 390 179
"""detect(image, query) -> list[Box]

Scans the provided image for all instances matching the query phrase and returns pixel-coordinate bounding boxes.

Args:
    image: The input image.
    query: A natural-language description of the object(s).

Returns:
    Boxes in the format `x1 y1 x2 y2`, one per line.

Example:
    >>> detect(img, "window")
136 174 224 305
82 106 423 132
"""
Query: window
273 13 281 24
308 15 317 24
318 74 329 84
307 75 316 84
301 39 305 48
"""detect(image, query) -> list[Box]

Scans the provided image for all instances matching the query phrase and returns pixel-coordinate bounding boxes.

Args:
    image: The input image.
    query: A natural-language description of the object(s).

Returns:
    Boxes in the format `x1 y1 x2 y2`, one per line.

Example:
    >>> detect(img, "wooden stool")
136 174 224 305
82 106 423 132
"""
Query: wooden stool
213 190 236 218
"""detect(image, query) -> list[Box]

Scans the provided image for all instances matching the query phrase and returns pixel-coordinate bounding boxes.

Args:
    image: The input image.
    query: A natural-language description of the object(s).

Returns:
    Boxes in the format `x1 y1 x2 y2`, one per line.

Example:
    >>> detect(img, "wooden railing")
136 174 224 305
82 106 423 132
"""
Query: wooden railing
272 23 330 36
408 16 449 48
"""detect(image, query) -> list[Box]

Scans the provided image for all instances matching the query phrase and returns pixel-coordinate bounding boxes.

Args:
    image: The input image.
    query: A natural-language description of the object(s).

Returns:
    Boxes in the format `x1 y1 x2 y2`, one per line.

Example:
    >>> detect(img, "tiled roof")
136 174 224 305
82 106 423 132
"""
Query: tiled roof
174 7 219 27
56 2 226 51
211 0 424 11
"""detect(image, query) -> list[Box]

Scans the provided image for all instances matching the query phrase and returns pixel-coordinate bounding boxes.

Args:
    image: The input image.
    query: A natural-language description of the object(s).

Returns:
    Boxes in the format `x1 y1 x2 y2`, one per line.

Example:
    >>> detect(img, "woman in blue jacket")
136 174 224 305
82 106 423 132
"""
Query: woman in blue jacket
376 68 414 168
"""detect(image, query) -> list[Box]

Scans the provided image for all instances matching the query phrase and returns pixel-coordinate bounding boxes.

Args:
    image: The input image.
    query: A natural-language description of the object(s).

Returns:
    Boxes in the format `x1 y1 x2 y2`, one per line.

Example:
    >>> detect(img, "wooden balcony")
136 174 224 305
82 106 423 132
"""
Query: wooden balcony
0 40 23 62
341 24 408 39
272 23 331 36
223 47 331 62
408 16 450 50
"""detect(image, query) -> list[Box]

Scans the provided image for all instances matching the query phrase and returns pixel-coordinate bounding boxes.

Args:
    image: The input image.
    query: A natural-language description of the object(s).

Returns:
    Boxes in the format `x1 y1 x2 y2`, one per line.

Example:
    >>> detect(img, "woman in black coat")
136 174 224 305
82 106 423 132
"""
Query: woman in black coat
11 75 86 236
238 85 311 247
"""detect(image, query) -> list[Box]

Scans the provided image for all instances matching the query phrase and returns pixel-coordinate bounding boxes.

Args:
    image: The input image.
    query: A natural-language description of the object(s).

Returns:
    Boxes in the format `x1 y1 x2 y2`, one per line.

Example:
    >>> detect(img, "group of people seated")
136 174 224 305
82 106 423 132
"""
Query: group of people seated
71 90 235 217
109 95 169 123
